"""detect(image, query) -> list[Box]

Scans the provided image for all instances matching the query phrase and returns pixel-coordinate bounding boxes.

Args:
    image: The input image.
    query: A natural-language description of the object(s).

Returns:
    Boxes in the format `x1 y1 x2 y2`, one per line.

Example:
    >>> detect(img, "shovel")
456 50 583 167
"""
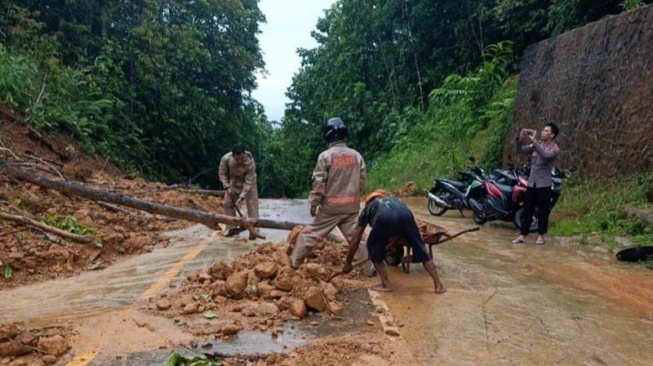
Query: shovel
232 199 266 240
327 258 370 282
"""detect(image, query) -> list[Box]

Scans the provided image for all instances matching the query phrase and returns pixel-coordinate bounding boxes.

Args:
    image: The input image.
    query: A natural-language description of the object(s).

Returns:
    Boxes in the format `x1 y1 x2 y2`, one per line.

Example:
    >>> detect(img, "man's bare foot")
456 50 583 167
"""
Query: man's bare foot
371 283 393 292
435 284 446 294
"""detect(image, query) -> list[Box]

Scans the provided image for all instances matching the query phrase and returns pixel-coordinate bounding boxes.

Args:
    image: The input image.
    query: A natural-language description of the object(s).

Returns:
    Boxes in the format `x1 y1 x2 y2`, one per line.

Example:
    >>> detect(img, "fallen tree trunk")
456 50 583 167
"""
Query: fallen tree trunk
6 166 304 231
178 188 225 197
0 211 94 244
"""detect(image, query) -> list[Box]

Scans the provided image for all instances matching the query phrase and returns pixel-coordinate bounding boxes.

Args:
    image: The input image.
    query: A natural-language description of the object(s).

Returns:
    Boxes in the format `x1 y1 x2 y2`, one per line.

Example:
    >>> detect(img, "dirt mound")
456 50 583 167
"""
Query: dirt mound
0 112 225 290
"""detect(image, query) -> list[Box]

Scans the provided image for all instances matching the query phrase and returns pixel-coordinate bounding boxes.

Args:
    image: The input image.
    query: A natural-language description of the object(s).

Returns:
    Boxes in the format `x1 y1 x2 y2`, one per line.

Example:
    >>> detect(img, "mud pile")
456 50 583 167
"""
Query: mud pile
146 239 358 329
143 237 409 365
1 115 224 289
0 114 223 365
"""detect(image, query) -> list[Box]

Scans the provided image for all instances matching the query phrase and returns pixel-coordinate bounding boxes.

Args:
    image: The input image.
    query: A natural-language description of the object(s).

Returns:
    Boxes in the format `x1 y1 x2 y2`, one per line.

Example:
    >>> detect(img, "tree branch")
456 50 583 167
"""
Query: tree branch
0 211 94 244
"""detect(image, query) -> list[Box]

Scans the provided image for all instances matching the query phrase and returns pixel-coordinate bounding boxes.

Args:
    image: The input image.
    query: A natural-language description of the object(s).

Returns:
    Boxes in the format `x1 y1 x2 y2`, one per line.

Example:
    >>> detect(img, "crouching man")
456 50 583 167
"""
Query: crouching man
343 191 446 294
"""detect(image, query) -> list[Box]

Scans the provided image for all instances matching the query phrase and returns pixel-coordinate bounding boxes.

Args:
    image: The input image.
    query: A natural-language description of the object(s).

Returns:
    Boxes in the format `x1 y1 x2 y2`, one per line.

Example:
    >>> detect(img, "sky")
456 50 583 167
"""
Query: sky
252 0 336 122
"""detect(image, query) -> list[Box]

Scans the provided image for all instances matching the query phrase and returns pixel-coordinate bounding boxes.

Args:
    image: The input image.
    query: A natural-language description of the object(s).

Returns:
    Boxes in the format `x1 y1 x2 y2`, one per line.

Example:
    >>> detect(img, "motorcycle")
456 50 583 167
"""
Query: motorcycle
426 157 486 217
469 166 567 232
468 170 534 231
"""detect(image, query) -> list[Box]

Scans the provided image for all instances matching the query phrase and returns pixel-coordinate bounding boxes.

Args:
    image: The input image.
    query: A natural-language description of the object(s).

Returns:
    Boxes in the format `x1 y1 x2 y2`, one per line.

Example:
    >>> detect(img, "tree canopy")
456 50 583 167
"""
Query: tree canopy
1 0 649 196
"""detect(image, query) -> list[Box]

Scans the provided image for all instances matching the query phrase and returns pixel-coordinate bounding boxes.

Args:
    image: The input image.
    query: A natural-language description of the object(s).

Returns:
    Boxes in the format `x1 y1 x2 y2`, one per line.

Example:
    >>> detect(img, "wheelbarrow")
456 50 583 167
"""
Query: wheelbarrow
386 225 480 273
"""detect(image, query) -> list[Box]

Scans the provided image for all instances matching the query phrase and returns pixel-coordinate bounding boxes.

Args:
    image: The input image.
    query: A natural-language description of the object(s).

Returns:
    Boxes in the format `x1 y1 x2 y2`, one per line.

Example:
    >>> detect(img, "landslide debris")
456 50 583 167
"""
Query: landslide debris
1 114 224 290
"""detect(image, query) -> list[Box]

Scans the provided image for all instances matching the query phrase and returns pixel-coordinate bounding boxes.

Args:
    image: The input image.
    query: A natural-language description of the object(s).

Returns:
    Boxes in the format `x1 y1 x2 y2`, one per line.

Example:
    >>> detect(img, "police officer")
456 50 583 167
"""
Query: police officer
290 118 373 275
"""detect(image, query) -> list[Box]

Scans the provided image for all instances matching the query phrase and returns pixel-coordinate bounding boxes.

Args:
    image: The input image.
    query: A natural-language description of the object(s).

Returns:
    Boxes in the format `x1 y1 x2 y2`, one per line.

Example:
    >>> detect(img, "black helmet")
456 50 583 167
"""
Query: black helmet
322 117 348 143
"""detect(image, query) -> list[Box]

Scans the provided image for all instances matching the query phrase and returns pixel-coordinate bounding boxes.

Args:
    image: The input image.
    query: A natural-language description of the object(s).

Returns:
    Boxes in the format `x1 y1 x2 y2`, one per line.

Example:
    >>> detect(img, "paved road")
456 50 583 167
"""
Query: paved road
3 197 652 365
381 197 653 365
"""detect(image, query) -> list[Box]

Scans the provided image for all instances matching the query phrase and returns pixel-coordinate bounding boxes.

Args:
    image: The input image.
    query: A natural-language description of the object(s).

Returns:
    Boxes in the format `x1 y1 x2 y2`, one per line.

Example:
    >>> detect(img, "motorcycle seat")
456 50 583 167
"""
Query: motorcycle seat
494 181 514 193
438 179 467 189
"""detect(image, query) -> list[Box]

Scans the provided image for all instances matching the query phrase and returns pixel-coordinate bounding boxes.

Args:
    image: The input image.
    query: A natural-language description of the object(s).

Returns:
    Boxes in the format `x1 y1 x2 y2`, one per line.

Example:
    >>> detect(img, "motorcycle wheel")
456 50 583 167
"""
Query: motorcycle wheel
427 191 448 216
472 210 487 225
385 244 402 266
514 208 538 233
470 198 487 224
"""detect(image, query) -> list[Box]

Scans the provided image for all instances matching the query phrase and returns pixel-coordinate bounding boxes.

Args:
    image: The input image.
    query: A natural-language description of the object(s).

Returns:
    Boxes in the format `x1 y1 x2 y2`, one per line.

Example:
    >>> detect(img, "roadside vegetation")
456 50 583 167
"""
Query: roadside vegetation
1 0 651 247
552 174 653 247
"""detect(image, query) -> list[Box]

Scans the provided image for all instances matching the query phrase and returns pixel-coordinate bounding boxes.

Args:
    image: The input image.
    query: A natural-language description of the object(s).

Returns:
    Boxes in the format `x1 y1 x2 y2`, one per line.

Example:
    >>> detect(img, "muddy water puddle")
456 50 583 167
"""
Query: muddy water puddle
79 289 374 365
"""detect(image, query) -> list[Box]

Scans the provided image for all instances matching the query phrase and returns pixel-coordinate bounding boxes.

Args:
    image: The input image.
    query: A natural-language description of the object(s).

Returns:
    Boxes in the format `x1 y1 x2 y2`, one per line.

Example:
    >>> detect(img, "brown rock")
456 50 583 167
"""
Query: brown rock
8 252 24 260
327 300 344 316
9 358 29 366
209 262 233 281
225 271 249 299
270 290 286 299
242 305 257 317
42 354 58 364
257 283 276 299
155 299 172 311
303 263 329 281
257 302 280 316
330 277 344 292
303 287 327 312
0 324 19 341
272 269 296 291
384 328 401 337
211 280 227 297
321 282 339 301
213 295 228 304
254 262 278 279
187 272 200 282
0 340 31 357
198 272 212 283
182 303 199 314
38 334 69 356
221 323 243 336
289 300 307 319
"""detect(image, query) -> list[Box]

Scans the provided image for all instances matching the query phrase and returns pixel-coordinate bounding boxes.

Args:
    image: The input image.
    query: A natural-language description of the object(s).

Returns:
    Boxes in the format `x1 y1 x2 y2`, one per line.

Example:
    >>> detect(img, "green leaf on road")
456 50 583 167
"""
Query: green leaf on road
202 310 218 319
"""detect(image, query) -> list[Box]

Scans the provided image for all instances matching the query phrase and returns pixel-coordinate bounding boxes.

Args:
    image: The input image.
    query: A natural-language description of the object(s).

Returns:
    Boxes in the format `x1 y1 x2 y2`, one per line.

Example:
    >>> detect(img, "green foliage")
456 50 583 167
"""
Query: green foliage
3 265 13 280
551 173 653 244
620 0 645 10
0 0 267 186
42 214 96 236
368 43 517 192
165 351 222 366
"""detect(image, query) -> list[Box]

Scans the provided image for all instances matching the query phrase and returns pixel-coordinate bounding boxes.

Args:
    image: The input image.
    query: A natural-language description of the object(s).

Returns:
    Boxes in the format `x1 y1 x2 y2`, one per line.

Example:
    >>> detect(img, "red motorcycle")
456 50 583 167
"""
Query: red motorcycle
469 167 567 232
468 172 538 232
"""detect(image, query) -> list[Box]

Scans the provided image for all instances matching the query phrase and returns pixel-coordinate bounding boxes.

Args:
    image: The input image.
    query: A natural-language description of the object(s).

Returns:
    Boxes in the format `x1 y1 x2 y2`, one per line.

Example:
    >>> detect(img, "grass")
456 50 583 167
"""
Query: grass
550 173 653 247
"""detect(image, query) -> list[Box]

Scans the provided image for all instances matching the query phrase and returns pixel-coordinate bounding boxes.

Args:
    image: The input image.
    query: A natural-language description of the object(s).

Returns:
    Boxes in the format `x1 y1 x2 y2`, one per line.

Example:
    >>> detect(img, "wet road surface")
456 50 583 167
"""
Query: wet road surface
1 197 652 365
384 197 653 365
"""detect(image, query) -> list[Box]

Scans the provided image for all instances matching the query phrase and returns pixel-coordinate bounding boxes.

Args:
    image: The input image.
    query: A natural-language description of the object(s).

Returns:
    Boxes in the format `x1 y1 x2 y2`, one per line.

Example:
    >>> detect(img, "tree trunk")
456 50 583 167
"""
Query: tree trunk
6 167 304 231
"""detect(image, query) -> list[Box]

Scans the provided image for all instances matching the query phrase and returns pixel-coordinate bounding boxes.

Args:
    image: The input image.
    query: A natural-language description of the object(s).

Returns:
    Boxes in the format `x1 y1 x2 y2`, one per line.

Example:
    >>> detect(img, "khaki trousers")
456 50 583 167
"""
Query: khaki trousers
224 188 259 231
290 210 373 275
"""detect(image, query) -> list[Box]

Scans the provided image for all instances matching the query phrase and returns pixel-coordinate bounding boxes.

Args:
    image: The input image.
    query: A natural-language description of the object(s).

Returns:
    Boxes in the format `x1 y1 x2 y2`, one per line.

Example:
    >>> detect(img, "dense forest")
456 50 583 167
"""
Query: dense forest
0 0 650 197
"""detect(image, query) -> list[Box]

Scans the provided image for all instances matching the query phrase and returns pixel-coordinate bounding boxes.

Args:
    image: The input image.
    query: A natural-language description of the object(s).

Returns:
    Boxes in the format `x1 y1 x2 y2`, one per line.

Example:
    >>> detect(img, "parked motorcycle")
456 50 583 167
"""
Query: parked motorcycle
426 157 486 217
469 166 567 232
